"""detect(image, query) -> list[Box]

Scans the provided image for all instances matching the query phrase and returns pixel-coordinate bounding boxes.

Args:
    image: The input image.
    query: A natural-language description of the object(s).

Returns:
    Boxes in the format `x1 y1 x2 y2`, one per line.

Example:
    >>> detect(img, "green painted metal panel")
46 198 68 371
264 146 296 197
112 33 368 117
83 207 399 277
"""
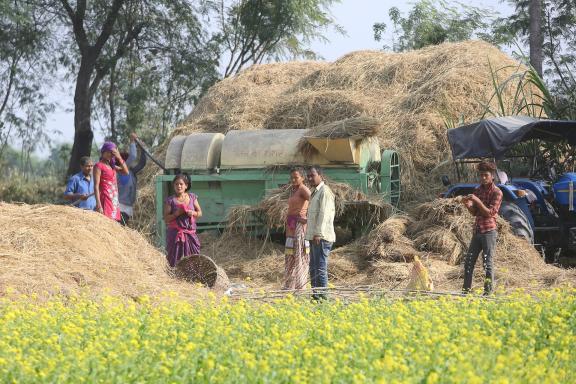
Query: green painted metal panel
381 150 401 206
154 156 400 247
191 180 226 225
155 175 168 248
222 180 265 207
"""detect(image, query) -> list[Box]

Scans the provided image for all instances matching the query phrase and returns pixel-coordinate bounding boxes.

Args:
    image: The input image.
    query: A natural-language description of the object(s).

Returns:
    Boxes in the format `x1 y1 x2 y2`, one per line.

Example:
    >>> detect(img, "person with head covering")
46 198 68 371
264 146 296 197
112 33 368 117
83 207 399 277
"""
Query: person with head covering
118 132 147 225
282 167 311 291
163 174 202 267
93 141 129 221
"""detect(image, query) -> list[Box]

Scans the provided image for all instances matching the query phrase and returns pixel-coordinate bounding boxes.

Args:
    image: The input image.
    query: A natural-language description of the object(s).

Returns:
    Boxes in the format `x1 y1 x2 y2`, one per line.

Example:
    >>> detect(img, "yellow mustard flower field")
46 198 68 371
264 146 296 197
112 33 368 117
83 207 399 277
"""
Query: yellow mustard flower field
1 290 575 383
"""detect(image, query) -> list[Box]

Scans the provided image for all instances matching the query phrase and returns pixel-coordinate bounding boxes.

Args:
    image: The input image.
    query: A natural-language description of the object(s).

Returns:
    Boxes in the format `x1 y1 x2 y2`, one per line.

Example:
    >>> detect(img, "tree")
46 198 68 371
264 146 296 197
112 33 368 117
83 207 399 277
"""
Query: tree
529 0 543 76
373 0 502 52
0 1 55 163
47 0 147 176
34 0 219 175
214 0 342 77
92 4 220 146
495 0 576 118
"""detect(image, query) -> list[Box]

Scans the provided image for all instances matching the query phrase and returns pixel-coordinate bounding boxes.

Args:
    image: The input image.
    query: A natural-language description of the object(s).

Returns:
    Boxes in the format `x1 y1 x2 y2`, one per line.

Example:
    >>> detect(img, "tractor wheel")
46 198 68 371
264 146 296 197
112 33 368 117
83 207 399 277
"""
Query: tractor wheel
544 247 561 264
499 201 534 243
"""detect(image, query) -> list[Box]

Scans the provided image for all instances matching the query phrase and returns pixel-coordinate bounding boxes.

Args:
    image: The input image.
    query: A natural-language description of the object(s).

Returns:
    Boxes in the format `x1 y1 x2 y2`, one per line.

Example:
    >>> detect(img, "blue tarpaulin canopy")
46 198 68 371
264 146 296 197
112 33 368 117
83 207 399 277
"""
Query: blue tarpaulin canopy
447 116 576 160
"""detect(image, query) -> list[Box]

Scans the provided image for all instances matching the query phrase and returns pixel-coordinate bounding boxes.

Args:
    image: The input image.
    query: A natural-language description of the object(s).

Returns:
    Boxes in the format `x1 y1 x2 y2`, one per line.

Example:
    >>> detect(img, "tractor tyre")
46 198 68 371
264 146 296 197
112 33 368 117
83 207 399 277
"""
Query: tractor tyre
499 201 534 244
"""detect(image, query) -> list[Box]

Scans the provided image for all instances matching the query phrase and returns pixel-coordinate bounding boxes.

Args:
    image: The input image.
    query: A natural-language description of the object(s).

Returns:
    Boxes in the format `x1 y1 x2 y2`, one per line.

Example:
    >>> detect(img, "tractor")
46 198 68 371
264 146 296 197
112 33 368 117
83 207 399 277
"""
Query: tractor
441 116 576 263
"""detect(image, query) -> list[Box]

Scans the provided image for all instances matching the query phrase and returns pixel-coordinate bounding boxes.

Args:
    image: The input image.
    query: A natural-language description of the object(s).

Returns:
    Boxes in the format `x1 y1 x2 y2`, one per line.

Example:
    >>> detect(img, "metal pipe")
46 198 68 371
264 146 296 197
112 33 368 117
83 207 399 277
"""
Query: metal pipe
135 138 166 172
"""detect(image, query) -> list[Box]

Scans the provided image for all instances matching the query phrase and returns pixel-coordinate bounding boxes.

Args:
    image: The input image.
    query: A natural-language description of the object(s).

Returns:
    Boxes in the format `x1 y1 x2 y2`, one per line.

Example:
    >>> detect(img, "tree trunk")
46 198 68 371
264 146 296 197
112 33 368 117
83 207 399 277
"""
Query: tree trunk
109 65 116 142
529 0 543 77
66 58 96 176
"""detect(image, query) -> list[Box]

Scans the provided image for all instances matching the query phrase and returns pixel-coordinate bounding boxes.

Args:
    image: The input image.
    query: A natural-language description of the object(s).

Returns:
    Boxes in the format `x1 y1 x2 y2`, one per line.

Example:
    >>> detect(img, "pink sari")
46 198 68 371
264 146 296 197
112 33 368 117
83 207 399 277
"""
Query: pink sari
95 161 120 221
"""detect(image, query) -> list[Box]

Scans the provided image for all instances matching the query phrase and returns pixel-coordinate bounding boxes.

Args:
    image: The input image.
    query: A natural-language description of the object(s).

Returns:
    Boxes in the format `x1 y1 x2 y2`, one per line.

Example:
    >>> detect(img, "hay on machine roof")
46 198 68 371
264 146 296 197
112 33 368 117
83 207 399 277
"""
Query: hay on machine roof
182 61 329 133
297 116 382 157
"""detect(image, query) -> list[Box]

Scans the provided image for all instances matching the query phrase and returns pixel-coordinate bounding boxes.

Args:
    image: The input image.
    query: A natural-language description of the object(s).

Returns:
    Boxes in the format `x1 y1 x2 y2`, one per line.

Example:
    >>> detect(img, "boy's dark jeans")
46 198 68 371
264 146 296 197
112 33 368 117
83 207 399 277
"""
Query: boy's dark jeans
463 230 497 295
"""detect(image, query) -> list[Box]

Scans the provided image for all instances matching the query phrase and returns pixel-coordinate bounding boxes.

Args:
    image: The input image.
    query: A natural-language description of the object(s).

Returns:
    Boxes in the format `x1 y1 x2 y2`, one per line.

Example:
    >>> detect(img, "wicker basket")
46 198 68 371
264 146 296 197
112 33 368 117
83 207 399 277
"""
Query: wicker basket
175 254 229 291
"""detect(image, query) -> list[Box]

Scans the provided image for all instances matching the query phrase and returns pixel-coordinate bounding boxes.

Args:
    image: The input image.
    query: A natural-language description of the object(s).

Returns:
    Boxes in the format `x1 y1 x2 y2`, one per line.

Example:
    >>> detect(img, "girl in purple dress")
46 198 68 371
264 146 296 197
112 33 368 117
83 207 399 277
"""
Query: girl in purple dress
163 174 202 267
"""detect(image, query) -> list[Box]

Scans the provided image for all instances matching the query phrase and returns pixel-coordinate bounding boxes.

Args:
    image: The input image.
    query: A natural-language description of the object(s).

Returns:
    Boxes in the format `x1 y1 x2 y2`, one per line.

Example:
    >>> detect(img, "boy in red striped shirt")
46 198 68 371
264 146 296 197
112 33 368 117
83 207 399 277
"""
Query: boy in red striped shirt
460 161 503 295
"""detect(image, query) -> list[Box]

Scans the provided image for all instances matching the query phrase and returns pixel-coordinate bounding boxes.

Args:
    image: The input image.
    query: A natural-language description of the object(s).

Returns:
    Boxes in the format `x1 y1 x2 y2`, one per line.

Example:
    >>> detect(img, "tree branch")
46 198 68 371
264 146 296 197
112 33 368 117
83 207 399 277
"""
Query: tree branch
225 12 263 77
60 0 89 51
223 2 245 77
94 0 125 54
59 0 75 22
252 36 281 65
545 9 572 94
76 0 87 21
0 56 19 120
89 23 145 98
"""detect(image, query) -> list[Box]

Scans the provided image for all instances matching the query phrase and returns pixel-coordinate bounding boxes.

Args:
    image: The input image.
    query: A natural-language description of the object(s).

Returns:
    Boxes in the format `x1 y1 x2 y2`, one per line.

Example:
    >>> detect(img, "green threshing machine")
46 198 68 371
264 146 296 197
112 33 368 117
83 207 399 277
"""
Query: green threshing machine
155 129 400 247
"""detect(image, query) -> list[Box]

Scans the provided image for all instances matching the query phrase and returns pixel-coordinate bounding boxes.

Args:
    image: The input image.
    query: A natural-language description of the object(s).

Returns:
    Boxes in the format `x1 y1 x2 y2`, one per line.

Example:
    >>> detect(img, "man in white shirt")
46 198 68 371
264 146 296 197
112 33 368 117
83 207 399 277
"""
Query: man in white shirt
305 166 336 300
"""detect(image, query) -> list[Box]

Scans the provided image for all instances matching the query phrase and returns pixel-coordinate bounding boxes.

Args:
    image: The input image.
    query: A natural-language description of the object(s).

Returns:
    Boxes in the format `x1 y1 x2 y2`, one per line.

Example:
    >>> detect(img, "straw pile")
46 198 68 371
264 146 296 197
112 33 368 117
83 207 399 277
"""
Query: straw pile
181 61 329 133
303 116 381 139
0 203 204 298
199 232 285 287
403 198 576 290
408 198 471 264
226 205 261 233
135 40 538 235
365 215 419 262
200 232 367 288
413 227 463 264
225 181 385 232
338 197 576 291
200 196 575 293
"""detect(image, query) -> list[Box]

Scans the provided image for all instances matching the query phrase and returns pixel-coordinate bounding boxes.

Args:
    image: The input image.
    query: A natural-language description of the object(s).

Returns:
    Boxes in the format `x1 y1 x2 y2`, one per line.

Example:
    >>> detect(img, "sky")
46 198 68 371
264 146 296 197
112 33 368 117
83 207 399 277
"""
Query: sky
38 0 514 157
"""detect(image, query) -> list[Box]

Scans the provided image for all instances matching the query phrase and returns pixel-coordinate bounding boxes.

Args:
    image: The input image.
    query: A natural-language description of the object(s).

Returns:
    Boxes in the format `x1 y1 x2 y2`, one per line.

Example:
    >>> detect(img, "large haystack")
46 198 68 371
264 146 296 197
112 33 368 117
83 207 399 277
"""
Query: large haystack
135 40 537 235
130 41 567 294
0 203 204 298
179 41 534 198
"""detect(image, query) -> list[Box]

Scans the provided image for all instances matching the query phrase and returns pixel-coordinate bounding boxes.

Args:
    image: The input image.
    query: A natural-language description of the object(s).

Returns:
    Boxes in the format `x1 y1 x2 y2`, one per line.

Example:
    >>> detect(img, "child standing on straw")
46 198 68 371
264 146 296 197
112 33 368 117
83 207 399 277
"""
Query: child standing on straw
283 168 311 291
460 161 503 295
94 142 129 222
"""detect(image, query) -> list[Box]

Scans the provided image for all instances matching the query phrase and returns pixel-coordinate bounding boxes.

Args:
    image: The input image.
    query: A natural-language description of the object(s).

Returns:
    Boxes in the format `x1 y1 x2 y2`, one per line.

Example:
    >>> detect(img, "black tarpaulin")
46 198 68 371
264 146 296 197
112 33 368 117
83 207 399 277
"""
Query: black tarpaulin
447 116 576 160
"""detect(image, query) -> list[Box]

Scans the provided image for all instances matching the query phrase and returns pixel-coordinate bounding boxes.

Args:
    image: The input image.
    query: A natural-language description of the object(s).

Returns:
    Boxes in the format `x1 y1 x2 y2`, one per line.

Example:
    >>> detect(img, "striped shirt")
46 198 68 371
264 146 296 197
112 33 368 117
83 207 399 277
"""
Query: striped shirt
473 182 503 233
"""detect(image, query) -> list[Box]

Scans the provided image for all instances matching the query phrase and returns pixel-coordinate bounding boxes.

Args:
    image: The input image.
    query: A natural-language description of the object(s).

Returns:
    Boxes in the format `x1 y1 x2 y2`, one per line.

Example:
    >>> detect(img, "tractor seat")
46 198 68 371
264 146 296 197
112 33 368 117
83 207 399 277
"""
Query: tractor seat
497 170 509 184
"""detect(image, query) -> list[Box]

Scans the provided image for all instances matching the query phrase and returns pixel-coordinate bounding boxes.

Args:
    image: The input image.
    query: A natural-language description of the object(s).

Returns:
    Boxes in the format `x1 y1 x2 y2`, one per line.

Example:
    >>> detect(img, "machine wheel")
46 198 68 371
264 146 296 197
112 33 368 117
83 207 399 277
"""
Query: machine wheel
499 201 534 243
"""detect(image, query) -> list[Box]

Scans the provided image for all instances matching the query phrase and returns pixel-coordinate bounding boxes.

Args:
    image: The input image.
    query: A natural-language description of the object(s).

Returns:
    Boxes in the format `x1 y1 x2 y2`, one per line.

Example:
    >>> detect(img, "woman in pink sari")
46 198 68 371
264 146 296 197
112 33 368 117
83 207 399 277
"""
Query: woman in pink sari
283 168 311 290
93 142 129 221
164 174 202 267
